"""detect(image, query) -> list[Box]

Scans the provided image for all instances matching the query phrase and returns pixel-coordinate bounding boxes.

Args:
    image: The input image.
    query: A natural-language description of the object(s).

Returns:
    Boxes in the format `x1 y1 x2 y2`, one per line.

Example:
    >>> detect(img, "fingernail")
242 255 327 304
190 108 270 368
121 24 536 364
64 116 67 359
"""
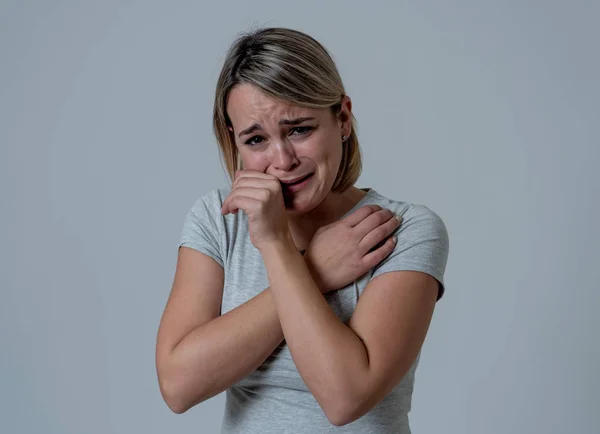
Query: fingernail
392 236 397 243
395 215 402 223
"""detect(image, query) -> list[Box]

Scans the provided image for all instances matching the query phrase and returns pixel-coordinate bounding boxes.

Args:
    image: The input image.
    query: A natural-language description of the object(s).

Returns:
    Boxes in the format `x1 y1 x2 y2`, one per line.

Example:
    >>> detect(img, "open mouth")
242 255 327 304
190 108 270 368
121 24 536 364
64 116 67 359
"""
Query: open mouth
280 173 314 194
281 173 313 186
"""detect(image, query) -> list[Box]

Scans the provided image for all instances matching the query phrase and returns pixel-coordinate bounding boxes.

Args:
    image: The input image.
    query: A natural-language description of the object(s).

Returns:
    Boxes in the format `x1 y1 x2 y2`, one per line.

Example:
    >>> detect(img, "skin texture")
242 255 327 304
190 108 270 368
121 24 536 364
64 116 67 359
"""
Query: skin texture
156 84 439 426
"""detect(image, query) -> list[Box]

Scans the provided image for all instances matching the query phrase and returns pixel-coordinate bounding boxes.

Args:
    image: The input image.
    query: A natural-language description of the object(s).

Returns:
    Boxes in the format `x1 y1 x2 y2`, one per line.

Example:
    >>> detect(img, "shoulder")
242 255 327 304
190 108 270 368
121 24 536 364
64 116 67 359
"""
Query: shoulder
179 187 234 266
180 186 233 241
364 189 450 297
187 187 232 213
364 189 448 239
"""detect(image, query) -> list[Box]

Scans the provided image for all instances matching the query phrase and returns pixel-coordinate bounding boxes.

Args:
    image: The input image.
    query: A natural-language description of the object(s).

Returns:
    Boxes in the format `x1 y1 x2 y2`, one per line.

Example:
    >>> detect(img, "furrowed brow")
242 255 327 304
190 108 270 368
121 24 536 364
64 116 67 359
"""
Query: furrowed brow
238 117 315 137
238 124 261 138
279 117 315 126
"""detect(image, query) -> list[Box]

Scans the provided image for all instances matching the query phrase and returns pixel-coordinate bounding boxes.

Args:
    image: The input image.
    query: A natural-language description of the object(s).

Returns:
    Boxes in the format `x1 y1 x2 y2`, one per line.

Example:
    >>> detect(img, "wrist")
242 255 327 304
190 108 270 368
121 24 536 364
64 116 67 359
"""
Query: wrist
258 232 297 258
304 257 327 293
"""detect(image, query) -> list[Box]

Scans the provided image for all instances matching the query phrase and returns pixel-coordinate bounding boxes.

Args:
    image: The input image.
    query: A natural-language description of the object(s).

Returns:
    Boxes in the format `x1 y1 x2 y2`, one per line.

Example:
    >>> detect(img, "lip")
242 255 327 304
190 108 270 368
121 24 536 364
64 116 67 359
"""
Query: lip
280 173 313 184
281 173 314 193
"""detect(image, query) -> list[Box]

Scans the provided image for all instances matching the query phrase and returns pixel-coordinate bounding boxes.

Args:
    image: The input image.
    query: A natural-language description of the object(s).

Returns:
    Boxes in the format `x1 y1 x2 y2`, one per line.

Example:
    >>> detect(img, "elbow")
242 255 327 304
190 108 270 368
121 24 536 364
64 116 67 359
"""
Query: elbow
157 356 217 414
326 411 351 427
324 402 364 427
166 399 188 415
158 373 219 414
159 377 192 414
320 390 370 427
156 351 188 414
165 397 189 415
158 368 215 414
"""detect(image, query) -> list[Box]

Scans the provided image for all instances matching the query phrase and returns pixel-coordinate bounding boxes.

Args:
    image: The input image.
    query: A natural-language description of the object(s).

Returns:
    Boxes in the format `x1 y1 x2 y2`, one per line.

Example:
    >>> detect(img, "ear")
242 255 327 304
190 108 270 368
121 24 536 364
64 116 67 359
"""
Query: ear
338 95 353 138
227 126 237 143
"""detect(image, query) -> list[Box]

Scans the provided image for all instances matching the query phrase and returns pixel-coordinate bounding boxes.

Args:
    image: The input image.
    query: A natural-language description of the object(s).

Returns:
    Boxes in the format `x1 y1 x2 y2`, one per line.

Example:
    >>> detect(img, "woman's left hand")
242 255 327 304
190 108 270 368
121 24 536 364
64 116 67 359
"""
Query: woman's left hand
221 170 291 251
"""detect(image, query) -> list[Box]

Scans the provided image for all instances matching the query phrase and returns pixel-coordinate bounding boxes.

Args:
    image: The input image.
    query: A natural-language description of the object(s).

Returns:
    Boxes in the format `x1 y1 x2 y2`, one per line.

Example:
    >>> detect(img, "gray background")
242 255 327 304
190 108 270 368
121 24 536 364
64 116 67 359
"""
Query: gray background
1 1 598 433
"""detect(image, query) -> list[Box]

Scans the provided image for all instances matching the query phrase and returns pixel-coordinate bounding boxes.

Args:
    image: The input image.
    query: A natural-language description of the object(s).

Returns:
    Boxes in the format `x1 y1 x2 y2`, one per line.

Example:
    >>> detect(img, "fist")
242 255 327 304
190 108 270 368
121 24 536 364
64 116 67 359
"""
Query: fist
221 170 291 250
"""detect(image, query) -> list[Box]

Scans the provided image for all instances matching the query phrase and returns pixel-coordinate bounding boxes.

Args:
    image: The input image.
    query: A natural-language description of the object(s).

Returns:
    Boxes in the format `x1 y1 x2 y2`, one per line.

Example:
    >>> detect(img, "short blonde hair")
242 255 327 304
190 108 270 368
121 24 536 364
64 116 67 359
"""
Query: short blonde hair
212 27 361 192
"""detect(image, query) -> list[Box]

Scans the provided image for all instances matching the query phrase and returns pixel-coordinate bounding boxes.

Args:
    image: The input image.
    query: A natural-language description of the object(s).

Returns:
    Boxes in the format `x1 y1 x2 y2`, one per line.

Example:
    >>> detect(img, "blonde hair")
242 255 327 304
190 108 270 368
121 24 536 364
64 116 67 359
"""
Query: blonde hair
212 27 362 192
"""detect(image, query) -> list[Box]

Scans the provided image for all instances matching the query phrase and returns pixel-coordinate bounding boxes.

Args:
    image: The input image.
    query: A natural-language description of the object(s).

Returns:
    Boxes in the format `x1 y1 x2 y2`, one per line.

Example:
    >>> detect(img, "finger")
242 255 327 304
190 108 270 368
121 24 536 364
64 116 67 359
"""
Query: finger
233 176 280 192
354 209 397 238
342 205 382 227
232 170 279 190
236 170 278 181
221 187 272 214
361 236 397 269
222 195 262 216
358 213 402 251
229 172 279 207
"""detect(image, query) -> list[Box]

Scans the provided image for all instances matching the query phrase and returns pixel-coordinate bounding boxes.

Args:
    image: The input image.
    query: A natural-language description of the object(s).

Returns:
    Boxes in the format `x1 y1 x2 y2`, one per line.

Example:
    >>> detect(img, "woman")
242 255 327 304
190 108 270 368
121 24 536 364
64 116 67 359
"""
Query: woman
156 27 449 433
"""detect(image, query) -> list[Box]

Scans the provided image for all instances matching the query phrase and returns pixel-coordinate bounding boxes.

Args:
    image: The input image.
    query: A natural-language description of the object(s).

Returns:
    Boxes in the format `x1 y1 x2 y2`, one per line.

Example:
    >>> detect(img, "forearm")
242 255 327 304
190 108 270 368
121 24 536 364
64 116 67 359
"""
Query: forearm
164 287 283 413
261 239 371 421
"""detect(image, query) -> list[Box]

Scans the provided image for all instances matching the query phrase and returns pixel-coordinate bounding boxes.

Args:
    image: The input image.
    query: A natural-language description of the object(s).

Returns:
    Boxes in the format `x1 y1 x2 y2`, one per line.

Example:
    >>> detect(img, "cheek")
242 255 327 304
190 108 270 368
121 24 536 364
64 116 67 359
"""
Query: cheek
239 150 269 171
311 134 339 161
323 143 344 180
316 138 343 168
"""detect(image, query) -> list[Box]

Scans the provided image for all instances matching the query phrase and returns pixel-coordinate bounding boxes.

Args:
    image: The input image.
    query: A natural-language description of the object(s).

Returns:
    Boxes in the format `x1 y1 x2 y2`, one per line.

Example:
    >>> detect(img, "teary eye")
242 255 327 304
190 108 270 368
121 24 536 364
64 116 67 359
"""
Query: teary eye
290 126 313 135
245 136 265 146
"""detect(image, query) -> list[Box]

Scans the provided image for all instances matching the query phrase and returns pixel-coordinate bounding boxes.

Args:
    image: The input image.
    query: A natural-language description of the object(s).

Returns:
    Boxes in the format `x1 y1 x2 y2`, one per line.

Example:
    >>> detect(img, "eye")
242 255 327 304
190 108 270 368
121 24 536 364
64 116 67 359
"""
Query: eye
290 126 313 136
245 135 265 146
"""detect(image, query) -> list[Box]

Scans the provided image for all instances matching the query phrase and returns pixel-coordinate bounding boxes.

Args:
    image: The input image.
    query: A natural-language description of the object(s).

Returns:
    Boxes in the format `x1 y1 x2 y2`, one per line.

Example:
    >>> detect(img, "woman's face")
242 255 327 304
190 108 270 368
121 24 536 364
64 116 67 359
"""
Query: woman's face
226 84 352 213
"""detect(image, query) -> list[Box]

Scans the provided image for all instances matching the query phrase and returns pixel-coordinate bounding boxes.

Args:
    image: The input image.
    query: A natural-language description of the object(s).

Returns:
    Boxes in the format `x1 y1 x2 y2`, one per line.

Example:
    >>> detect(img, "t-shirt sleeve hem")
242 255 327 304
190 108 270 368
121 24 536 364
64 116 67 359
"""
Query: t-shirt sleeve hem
371 260 446 301
178 239 224 268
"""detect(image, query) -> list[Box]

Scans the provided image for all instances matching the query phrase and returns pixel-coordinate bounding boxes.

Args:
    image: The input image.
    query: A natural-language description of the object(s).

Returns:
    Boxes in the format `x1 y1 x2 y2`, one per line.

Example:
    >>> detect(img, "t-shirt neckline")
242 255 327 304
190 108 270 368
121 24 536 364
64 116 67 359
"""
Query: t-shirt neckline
340 188 377 220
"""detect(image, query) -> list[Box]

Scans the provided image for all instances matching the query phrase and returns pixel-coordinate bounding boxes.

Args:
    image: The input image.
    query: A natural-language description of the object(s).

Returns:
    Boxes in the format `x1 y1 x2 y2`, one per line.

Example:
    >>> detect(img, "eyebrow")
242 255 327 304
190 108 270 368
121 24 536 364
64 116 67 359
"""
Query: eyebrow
238 117 316 138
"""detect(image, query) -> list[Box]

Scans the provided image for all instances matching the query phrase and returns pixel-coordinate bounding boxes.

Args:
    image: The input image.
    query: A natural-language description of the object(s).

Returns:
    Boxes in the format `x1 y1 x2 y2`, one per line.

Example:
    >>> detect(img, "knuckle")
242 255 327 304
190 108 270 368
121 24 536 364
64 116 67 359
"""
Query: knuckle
350 257 362 270
385 217 399 231
374 227 387 240
359 205 376 215
378 209 392 223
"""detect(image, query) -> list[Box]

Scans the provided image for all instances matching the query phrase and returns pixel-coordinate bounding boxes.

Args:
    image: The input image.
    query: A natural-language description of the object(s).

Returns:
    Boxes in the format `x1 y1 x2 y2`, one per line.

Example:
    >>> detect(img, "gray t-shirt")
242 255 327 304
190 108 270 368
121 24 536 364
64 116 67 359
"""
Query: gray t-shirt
179 187 449 433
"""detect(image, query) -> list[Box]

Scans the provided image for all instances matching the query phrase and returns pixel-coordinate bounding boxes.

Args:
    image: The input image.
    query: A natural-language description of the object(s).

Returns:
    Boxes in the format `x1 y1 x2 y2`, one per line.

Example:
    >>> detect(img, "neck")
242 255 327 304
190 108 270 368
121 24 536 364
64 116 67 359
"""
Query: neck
286 186 368 250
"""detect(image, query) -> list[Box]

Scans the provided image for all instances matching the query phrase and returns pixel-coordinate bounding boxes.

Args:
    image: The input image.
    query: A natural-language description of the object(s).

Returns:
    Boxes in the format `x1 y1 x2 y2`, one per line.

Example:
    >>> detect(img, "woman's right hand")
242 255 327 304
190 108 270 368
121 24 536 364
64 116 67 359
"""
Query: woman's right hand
304 205 402 294
220 170 291 251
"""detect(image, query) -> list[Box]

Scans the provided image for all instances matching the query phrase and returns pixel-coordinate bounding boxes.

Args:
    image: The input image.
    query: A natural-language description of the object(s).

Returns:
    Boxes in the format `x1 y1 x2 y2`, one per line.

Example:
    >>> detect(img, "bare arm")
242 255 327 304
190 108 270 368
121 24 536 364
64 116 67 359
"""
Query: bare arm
157 189 400 415
156 247 284 414
262 236 438 426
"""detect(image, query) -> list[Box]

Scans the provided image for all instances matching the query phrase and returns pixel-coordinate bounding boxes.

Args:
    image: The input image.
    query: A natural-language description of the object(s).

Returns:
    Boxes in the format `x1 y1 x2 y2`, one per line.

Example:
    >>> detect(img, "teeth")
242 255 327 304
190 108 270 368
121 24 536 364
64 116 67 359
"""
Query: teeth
284 174 310 185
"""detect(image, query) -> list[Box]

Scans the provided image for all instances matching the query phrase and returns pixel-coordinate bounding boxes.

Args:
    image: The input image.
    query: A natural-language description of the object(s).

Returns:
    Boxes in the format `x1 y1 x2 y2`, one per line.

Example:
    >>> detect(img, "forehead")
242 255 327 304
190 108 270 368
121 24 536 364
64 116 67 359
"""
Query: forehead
227 84 321 125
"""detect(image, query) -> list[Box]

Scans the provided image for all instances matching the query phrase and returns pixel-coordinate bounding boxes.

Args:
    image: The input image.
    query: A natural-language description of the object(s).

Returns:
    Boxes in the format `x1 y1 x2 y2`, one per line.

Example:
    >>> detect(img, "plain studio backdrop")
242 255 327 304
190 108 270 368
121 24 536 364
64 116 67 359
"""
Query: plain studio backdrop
1 1 598 433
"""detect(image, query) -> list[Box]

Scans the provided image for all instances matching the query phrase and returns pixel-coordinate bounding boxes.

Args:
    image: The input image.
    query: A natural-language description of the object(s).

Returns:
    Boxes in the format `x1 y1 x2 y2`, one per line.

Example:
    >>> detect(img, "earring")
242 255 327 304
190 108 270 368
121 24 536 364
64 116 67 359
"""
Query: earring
342 135 347 142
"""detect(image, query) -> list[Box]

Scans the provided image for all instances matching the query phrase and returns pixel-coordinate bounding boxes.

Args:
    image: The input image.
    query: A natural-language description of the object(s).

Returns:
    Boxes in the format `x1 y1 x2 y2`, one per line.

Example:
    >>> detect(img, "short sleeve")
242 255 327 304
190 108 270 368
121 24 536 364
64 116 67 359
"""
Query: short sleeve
371 204 449 300
178 190 225 268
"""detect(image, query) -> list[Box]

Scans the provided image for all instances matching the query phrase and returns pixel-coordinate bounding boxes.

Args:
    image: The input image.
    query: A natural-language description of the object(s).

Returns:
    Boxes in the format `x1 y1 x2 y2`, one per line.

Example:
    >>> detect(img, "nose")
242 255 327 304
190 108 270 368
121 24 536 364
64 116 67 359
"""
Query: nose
271 140 300 172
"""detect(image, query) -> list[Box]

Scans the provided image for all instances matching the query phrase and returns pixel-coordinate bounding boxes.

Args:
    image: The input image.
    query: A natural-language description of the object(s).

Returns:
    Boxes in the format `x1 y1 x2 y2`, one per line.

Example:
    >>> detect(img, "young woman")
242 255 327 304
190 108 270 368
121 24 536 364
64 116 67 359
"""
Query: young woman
156 27 449 433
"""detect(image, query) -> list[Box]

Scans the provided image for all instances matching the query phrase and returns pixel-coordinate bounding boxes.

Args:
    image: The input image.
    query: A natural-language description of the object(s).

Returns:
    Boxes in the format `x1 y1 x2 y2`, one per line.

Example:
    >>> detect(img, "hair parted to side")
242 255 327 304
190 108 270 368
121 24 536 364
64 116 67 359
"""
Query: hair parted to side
212 27 362 192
